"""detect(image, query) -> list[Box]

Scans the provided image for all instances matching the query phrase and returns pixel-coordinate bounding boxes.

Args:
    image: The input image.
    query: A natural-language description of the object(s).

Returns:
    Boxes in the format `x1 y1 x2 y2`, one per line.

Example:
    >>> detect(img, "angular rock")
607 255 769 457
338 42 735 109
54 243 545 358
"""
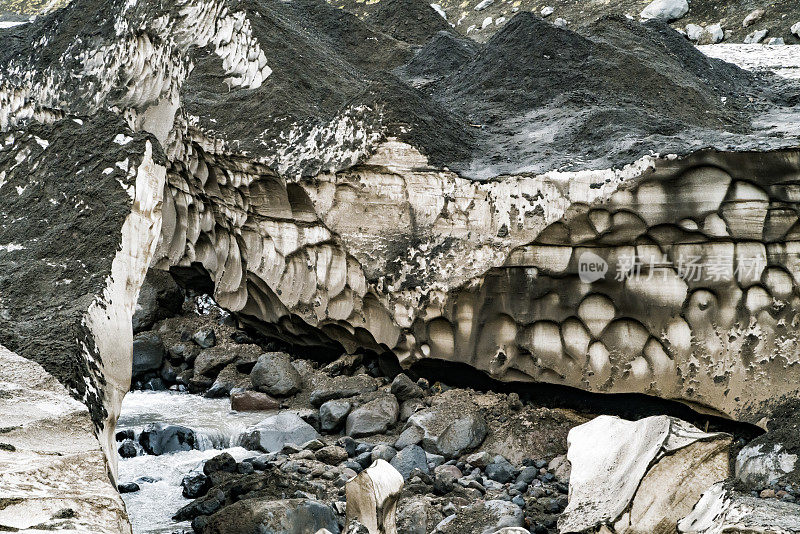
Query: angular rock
407 410 488 459
138 423 196 455
432 500 524 534
316 445 349 465
397 496 444 534
320 399 352 432
251 352 303 397
231 390 281 411
192 327 216 348
193 347 238 379
485 456 516 484
559 415 731 534
640 0 689 21
346 396 400 438
745 28 769 43
197 498 340 534
132 269 183 333
309 375 380 407
391 373 424 401
132 332 165 379
241 412 321 453
390 445 430 480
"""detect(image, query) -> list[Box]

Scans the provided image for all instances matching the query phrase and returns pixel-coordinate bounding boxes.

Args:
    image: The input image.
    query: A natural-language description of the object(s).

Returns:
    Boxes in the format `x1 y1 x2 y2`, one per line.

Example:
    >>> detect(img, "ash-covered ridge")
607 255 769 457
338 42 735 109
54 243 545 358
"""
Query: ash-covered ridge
1 0 798 180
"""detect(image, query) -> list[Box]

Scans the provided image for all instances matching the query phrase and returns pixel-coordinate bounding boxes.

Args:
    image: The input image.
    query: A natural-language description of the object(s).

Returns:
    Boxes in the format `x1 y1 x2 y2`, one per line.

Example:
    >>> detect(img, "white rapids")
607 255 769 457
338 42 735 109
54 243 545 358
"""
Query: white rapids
116 391 272 533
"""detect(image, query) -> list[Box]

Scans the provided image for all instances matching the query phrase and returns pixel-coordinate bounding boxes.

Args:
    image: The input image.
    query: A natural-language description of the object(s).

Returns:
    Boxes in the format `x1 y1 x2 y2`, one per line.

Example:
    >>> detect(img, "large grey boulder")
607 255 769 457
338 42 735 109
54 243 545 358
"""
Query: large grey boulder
406 409 488 459
346 395 400 438
320 399 352 432
241 412 320 453
250 352 303 396
431 500 524 534
196 498 340 534
132 331 165 378
640 0 689 21
390 445 430 480
131 269 183 333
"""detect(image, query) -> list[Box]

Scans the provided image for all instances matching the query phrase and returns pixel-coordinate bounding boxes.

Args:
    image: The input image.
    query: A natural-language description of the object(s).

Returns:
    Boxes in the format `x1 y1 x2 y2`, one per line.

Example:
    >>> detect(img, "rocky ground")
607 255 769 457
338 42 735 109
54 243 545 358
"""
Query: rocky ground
116 270 800 534
327 0 800 44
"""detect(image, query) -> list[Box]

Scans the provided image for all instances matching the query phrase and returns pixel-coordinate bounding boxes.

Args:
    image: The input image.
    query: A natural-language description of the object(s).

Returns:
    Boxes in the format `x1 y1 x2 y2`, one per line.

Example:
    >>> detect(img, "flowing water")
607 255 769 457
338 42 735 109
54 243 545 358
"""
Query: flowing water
117 391 273 533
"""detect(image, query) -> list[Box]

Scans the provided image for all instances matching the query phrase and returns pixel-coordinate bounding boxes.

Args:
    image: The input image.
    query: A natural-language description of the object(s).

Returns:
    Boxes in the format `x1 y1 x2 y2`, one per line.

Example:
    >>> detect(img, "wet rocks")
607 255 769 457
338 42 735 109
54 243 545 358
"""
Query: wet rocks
204 453 238 476
138 423 196 455
118 440 137 459
250 352 303 397
346 395 400 438
241 412 321 453
118 482 140 494
182 472 211 499
640 0 688 21
230 390 281 411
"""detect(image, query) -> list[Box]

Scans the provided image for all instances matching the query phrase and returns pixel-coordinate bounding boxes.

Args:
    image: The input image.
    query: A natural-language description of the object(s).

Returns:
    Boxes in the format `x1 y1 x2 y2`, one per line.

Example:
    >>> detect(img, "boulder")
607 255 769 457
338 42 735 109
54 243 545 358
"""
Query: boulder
315 445 349 465
431 500 524 534
559 415 731 534
406 409 488 459
319 399 352 432
346 459 404 534
390 445 430 480
196 498 340 534
206 362 250 398
241 412 320 453
118 439 137 459
640 0 688 21
309 375 380 406
203 452 237 476
346 396 400 438
181 472 210 499
132 269 183 333
118 482 140 493
743 9 765 27
192 327 216 348
744 29 769 43
250 352 303 396
132 331 165 378
485 456 516 483
390 374 424 401
231 390 281 411
193 347 238 379
138 423 196 455
396 496 444 534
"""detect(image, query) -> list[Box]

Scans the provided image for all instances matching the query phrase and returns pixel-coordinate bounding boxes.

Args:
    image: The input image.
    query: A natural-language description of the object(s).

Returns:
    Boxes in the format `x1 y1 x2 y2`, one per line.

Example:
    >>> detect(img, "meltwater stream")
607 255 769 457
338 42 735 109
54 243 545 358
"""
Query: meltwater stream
116 391 273 533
